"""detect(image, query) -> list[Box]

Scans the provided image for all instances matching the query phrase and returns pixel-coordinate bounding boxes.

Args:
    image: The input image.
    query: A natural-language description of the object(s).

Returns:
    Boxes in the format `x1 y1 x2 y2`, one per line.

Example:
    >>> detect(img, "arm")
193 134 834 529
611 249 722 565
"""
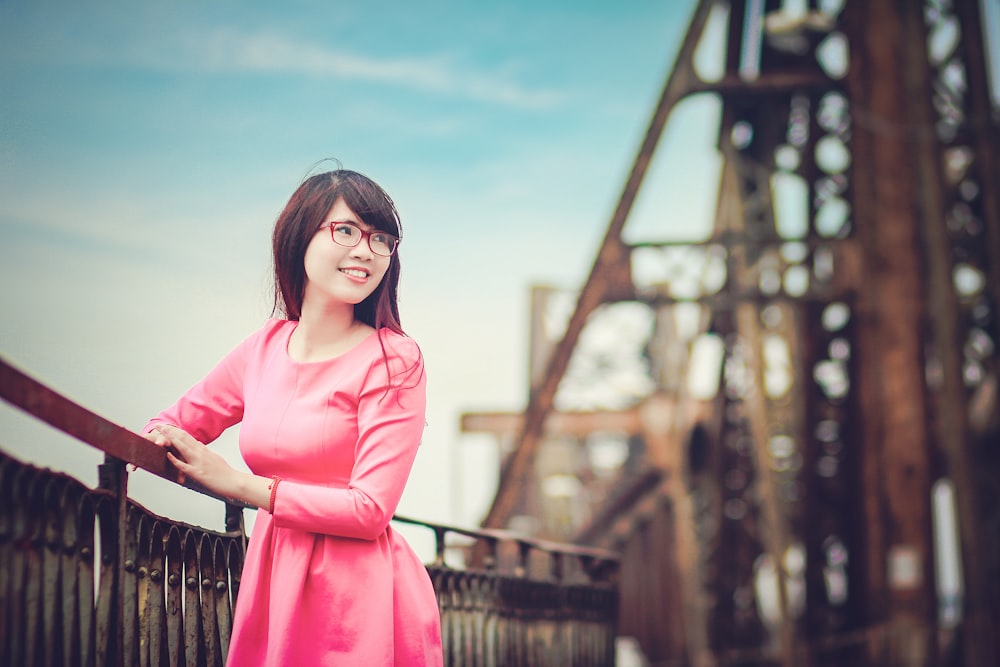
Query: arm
149 424 275 508
141 327 262 499
271 340 427 540
143 329 255 444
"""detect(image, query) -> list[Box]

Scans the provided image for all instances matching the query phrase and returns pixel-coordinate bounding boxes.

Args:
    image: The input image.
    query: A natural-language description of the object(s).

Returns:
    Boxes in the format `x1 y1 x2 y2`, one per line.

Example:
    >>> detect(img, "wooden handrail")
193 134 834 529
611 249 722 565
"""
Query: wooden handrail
0 355 248 506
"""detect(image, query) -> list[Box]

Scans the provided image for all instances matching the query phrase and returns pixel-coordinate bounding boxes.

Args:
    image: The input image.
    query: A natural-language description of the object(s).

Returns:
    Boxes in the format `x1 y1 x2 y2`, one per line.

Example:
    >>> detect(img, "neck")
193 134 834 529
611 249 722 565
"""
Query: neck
296 298 359 345
287 298 374 363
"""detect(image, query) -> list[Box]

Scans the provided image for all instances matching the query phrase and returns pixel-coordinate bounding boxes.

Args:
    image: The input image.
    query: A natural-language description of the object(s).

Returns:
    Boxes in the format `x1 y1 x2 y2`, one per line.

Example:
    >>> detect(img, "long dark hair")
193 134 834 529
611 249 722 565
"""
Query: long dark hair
271 168 404 335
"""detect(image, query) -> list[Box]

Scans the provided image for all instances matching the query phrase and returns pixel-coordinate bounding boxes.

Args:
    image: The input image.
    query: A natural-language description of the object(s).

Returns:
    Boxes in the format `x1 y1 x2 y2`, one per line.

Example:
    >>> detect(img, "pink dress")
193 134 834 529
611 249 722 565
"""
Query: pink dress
145 319 443 666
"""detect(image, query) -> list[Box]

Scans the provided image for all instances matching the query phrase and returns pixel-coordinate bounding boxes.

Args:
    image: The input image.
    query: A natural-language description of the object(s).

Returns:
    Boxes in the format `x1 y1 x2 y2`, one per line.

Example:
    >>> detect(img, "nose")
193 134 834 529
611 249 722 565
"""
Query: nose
349 235 375 259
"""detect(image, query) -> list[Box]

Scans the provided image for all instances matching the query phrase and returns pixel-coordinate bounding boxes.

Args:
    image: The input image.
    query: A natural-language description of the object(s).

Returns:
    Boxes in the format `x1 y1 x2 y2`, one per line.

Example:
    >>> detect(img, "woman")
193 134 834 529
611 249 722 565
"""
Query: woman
143 168 444 665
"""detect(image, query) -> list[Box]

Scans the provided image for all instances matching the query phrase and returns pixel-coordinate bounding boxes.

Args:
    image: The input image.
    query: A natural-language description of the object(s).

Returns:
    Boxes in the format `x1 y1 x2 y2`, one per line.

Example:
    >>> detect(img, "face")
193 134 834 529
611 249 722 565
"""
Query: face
302 197 391 311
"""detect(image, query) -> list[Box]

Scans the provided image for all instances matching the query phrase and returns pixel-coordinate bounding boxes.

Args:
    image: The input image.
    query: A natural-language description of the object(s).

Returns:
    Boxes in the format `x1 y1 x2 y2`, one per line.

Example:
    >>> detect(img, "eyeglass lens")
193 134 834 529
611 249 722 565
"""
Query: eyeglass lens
330 223 397 256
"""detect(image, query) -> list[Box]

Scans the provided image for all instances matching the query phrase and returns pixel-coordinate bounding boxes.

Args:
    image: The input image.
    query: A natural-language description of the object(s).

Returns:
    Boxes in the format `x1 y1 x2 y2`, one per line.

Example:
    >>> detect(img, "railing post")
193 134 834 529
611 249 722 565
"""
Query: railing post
98 454 128 667
224 502 246 546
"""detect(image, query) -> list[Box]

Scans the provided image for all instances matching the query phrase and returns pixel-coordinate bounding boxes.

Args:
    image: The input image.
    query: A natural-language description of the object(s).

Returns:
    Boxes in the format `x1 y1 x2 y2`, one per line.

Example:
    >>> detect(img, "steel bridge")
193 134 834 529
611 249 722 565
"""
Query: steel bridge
1 1 998 666
464 1 1000 666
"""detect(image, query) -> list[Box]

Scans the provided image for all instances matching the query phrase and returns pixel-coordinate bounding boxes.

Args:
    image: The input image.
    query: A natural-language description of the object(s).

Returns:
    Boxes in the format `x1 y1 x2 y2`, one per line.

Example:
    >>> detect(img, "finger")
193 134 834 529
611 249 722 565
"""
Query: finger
160 425 199 450
154 425 177 442
166 452 188 485
165 441 190 464
162 429 194 454
142 429 169 447
163 432 186 454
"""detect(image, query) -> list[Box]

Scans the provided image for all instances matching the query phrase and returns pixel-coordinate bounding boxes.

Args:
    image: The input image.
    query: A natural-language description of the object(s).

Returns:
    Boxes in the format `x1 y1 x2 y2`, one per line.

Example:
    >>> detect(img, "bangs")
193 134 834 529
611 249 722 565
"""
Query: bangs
338 175 401 239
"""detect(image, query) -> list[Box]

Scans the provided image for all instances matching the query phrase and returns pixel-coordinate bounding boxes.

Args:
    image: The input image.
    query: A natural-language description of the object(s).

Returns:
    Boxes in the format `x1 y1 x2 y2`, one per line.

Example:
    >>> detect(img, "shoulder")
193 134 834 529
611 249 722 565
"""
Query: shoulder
369 329 425 385
262 317 294 335
375 328 422 364
225 318 293 358
250 318 294 345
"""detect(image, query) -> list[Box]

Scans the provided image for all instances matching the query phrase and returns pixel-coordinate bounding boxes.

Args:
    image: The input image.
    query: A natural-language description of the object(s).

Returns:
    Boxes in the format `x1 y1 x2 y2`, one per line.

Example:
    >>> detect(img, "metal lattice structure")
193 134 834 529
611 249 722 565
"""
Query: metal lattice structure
467 1 999 665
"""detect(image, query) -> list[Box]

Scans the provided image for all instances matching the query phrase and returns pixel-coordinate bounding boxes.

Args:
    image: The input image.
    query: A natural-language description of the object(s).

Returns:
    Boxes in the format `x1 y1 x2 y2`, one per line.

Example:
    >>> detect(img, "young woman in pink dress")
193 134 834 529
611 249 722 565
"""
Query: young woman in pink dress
142 168 444 665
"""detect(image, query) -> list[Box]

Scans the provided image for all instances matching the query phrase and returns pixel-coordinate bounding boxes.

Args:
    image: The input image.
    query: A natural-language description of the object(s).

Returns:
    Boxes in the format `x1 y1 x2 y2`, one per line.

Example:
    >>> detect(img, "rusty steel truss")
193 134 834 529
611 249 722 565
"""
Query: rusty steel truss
471 1 1000 666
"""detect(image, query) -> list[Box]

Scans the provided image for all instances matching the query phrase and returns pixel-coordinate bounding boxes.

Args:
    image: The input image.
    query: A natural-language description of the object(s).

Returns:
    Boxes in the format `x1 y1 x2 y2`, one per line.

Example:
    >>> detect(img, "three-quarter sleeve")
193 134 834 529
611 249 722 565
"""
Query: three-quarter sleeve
143 331 254 445
271 337 427 540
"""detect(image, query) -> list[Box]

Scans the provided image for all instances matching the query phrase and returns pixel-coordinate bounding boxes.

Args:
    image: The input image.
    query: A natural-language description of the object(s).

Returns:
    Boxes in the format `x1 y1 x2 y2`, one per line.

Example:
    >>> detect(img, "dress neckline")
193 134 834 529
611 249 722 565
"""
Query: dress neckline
282 320 379 365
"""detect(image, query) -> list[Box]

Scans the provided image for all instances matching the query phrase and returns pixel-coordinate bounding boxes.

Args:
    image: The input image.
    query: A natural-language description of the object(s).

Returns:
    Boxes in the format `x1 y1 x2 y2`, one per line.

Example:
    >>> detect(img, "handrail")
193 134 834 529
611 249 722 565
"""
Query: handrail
0 355 620 575
0 355 249 507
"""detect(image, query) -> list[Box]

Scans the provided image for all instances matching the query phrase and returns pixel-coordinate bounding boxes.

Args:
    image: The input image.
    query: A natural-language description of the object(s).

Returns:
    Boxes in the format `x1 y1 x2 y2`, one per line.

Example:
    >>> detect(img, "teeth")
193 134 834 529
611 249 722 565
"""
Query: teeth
341 269 368 279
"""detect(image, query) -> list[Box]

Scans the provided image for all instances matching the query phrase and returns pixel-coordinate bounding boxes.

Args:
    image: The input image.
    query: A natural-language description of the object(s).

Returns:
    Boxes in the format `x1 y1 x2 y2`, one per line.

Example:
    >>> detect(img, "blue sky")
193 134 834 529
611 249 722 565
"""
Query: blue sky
4 0 998 560
0 0 723 556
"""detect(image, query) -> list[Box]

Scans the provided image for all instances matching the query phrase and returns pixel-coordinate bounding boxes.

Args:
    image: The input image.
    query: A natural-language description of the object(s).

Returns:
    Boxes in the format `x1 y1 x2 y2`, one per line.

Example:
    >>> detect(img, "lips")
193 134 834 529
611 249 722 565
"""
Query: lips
339 267 370 280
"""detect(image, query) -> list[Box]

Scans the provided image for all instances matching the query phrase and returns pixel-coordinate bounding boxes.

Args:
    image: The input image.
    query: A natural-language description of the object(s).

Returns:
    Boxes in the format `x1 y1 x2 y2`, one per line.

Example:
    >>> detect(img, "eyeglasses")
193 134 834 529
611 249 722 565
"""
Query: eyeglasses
319 221 399 257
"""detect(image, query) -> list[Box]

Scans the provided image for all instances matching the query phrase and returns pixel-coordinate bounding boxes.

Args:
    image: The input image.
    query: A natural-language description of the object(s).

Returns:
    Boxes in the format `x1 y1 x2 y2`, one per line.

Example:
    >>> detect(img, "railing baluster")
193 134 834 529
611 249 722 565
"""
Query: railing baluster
41 478 62 666
181 533 201 667
122 506 140 667
136 517 150 667
482 575 497 667
57 484 80 667
6 467 26 666
93 495 117 667
147 522 167 667
198 536 222 667
20 468 43 666
0 459 14 667
71 495 96 667
213 540 234 662
163 527 184 667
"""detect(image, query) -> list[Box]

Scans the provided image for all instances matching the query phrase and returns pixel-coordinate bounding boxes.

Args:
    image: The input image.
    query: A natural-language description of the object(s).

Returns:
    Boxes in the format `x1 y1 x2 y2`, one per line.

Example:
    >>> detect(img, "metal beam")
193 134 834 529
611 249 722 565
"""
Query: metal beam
478 0 718 532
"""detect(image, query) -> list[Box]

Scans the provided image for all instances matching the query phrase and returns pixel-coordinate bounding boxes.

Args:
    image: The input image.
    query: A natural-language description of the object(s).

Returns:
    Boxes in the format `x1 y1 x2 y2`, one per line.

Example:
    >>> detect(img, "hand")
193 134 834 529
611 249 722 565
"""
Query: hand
130 428 168 472
142 427 170 448
149 424 239 498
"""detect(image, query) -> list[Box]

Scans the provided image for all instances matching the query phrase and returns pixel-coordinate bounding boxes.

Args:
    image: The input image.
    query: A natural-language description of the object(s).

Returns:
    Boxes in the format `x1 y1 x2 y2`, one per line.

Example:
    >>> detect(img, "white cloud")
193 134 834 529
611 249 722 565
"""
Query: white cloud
181 28 567 109
1 11 568 112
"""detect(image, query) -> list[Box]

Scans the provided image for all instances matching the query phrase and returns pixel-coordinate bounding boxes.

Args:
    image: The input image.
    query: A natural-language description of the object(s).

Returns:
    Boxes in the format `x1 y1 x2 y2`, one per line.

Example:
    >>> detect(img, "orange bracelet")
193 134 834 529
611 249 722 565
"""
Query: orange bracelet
268 476 281 514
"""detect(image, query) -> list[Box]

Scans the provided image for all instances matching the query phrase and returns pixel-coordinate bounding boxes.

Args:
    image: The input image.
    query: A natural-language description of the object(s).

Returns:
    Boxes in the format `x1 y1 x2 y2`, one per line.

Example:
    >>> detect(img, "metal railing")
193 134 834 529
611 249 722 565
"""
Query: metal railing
0 451 246 666
0 357 620 666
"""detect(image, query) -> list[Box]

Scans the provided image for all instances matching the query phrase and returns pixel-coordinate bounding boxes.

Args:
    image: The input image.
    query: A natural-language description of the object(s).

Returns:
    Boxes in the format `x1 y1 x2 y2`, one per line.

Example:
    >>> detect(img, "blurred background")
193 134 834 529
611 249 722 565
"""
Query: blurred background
0 0 706 551
3 1 1000 665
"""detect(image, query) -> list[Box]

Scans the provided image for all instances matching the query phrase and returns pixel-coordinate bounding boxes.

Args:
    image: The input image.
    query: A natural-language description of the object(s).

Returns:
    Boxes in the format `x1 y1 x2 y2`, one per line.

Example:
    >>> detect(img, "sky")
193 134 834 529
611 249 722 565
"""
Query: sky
0 0 1000 555
3 0 999 563
0 0 714 558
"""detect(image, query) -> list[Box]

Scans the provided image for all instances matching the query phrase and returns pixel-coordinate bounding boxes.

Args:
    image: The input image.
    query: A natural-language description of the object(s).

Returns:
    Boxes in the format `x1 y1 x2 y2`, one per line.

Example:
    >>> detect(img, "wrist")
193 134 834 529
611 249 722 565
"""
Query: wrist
267 476 281 514
234 471 277 511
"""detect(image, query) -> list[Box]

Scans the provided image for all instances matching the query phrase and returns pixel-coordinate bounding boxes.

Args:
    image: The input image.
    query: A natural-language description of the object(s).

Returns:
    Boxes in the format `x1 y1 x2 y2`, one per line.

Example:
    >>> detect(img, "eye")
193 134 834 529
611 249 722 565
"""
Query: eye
371 232 392 245
332 223 359 237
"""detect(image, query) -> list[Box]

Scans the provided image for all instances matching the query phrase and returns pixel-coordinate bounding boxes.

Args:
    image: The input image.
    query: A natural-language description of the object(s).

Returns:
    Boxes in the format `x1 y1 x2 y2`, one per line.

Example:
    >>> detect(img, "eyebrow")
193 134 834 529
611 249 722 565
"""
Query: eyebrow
330 218 375 232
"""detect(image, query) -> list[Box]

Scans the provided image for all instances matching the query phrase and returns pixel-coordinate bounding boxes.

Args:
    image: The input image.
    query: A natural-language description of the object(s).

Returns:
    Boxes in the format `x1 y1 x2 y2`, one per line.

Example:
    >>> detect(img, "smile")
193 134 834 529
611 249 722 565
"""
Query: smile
340 268 369 279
